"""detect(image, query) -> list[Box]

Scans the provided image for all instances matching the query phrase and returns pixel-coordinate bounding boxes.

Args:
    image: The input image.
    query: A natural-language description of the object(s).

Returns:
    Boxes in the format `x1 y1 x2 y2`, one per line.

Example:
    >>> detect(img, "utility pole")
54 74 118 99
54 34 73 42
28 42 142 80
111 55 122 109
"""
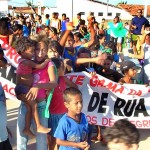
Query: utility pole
144 0 148 18
72 0 73 21
107 0 109 17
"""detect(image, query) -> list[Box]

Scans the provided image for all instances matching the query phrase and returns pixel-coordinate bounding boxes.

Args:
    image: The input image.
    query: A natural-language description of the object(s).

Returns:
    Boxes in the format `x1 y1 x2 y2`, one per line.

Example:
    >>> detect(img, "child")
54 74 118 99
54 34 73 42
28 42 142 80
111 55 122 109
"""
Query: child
15 37 51 137
48 58 78 150
104 119 139 150
118 61 141 84
54 87 90 150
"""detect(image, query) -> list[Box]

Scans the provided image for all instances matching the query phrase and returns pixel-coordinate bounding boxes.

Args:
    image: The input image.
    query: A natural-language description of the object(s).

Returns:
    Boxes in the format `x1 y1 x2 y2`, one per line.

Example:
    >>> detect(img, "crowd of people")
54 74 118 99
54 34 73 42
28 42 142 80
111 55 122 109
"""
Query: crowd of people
0 8 150 150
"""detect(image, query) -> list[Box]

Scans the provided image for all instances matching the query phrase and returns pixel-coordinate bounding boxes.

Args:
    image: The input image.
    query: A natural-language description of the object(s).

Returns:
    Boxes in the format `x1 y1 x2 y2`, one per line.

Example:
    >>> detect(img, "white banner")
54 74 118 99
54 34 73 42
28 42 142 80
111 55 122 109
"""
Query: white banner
66 72 150 129
0 41 150 128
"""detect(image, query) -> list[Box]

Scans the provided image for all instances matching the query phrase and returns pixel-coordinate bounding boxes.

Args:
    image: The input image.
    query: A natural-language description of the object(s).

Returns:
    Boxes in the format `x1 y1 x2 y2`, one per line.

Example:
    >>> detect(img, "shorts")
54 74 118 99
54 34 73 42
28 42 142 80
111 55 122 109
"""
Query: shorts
131 34 138 41
117 37 123 44
15 84 30 96
110 36 123 44
48 113 65 136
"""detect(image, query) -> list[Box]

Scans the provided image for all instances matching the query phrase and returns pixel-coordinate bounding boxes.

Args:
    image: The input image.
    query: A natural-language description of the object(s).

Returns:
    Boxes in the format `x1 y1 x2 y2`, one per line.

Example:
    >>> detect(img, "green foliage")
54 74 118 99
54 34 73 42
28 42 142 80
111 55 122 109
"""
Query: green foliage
118 1 127 4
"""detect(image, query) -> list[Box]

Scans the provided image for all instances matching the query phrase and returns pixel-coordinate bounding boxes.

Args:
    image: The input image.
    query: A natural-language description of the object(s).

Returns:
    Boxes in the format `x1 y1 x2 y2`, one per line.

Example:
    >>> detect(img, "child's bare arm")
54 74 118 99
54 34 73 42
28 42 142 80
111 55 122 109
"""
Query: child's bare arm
64 76 78 89
56 138 88 149
76 53 107 66
23 59 50 69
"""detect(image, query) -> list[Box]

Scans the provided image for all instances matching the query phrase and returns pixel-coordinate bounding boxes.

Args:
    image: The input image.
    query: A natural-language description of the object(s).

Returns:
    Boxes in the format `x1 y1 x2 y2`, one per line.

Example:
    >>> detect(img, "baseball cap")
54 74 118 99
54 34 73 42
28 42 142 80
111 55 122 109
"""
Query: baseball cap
119 61 141 72
50 27 57 35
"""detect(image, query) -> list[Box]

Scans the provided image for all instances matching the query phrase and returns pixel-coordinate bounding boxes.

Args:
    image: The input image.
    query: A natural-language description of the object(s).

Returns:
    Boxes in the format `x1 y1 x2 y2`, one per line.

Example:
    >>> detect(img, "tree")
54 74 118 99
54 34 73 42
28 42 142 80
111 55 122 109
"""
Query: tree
26 0 33 7
118 1 127 4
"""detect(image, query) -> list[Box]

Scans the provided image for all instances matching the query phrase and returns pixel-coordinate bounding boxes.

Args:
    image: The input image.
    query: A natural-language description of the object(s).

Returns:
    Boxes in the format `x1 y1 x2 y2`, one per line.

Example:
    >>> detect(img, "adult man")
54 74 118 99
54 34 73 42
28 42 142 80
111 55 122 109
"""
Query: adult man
76 13 85 30
130 9 149 53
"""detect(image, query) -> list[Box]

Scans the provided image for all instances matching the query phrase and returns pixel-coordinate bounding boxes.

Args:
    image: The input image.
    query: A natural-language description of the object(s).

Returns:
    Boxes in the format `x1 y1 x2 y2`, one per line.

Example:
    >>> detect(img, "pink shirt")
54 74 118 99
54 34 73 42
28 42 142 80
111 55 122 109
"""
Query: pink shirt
49 76 67 114
33 61 53 99
16 58 32 75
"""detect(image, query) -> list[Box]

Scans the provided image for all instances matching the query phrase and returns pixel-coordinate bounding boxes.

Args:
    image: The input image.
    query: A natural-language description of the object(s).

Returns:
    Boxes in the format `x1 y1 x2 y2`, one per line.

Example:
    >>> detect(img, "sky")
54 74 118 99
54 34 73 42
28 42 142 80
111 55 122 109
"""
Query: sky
8 0 150 7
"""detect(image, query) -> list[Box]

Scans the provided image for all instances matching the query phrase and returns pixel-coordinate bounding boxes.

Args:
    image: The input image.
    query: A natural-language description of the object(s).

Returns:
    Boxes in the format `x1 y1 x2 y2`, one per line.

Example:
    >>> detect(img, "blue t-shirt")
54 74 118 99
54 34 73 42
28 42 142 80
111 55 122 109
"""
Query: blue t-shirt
63 48 78 70
54 113 89 150
23 25 29 37
61 20 67 32
131 16 149 35
45 19 50 26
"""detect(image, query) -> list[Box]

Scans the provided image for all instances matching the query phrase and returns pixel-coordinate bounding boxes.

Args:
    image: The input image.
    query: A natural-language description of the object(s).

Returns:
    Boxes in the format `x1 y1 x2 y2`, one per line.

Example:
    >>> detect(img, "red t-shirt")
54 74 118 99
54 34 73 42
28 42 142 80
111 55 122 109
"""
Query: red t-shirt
49 76 67 114
0 35 9 45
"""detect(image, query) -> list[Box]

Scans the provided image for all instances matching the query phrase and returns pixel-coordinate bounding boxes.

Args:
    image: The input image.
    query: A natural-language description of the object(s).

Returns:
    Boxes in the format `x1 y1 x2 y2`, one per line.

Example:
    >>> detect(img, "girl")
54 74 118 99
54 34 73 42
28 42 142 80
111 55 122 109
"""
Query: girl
73 32 83 50
48 57 78 150
15 37 50 137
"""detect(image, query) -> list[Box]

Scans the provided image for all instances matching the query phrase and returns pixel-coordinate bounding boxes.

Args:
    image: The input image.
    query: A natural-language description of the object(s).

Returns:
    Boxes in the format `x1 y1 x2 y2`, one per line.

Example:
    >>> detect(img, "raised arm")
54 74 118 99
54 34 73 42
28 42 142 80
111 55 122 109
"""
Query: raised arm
59 22 73 47
84 16 95 47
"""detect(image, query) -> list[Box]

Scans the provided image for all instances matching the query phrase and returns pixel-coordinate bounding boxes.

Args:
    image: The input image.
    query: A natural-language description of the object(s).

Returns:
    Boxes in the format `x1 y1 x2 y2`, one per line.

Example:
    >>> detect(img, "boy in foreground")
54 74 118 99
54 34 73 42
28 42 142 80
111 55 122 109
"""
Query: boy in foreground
104 119 139 150
54 87 90 150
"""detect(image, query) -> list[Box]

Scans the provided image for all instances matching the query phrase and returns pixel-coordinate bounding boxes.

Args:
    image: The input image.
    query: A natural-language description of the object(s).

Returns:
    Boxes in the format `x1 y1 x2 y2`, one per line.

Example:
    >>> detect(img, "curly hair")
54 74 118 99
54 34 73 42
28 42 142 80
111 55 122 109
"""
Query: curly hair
15 37 36 55
104 119 139 145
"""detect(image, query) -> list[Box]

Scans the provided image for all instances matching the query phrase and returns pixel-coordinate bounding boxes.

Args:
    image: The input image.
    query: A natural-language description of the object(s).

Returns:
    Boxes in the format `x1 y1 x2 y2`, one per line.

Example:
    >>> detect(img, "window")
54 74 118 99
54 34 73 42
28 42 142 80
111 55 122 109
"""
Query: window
107 12 112 16
90 12 94 16
98 12 103 16
116 13 121 16
80 12 85 15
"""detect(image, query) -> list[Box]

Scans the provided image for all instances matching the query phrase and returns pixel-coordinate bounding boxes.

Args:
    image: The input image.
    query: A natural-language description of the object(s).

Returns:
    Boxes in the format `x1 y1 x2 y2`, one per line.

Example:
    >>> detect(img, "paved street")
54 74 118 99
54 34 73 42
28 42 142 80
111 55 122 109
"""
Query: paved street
7 99 150 150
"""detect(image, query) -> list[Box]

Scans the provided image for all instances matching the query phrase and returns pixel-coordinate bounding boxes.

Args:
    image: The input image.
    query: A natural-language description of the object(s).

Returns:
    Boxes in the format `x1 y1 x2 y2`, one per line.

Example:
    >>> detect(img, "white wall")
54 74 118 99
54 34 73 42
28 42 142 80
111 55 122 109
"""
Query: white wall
45 0 132 22
0 0 8 17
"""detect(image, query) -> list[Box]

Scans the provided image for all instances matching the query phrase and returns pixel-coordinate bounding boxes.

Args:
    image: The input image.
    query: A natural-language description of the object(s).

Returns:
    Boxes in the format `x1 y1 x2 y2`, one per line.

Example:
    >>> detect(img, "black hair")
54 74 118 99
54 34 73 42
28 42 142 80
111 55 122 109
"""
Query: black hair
97 34 106 40
74 32 84 39
77 13 81 16
12 24 23 32
80 27 88 36
0 18 9 35
62 13 66 17
48 40 63 57
51 57 62 69
104 119 139 145
68 32 74 39
45 14 50 18
104 41 117 53
63 87 82 103
77 47 91 57
80 20 85 26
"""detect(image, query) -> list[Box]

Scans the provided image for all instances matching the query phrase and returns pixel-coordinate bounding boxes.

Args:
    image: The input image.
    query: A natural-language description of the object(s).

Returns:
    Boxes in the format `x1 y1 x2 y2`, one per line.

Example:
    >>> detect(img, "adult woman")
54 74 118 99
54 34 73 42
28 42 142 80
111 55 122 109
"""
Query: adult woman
17 35 57 150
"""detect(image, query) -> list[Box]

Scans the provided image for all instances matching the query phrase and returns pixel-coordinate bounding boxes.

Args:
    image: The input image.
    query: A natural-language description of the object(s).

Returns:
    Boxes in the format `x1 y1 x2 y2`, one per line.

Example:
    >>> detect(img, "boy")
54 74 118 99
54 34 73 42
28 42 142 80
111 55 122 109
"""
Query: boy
45 14 50 27
104 119 139 150
54 87 90 150
118 61 141 84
